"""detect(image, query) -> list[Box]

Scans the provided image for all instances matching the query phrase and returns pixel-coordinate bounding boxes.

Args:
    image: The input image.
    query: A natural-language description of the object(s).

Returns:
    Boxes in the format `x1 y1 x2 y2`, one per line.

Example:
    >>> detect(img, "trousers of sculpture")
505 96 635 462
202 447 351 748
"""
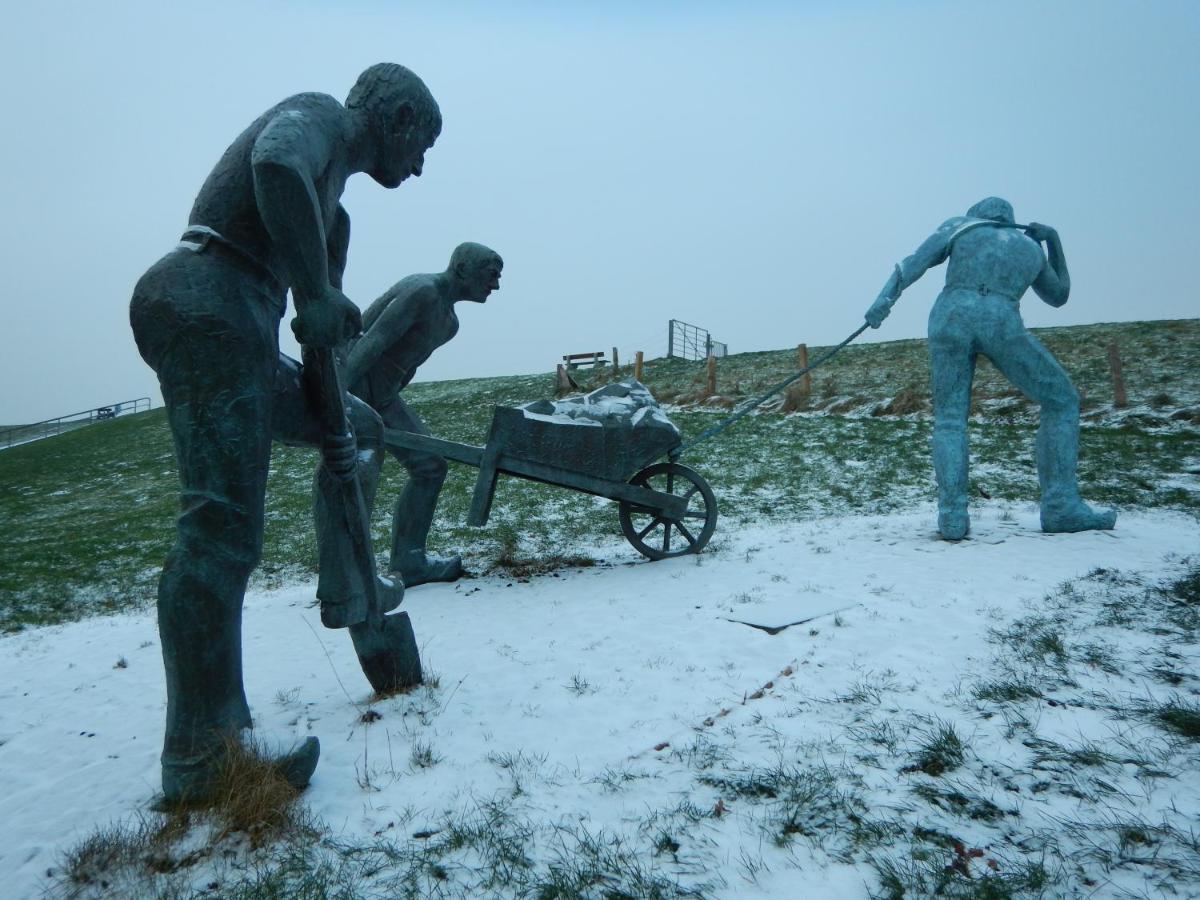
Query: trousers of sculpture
356 393 449 570
131 245 381 775
927 290 1084 525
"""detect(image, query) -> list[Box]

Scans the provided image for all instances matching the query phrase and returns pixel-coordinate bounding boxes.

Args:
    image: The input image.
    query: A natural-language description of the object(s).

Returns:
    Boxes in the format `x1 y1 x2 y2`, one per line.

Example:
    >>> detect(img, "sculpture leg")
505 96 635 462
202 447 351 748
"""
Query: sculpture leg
156 370 263 797
381 397 462 586
928 299 977 540
132 255 318 802
351 397 386 518
982 321 1116 533
343 393 404 612
270 356 401 625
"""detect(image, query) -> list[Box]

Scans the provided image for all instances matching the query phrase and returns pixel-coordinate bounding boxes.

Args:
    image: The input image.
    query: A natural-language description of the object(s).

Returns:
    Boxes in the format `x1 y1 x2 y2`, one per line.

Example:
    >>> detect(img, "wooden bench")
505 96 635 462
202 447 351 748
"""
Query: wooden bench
563 352 608 370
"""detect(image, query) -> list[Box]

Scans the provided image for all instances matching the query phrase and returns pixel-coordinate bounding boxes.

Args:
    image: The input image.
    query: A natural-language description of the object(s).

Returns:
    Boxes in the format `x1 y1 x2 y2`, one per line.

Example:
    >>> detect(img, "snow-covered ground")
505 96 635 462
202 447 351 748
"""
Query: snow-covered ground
3 504 1198 898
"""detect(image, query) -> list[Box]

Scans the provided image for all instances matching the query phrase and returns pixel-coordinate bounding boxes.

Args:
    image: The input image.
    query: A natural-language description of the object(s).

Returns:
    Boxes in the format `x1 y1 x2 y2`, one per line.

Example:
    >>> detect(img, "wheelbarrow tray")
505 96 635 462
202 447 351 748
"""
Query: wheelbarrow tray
488 405 680 482
383 405 687 528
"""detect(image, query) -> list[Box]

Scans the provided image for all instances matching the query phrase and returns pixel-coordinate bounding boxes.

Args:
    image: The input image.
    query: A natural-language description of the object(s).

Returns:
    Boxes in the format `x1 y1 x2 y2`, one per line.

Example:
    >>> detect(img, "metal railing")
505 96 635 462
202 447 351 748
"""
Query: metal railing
667 319 728 361
2 397 153 449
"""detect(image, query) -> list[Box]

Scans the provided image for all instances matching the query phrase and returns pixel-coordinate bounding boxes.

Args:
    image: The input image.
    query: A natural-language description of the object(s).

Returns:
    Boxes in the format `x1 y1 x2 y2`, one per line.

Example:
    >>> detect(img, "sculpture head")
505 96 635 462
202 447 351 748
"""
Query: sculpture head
966 196 1015 224
347 63 442 189
449 242 503 303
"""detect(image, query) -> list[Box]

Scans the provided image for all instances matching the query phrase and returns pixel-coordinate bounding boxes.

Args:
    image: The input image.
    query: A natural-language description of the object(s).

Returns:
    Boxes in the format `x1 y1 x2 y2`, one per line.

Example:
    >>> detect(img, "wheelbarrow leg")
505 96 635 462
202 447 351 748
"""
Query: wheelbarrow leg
467 443 502 527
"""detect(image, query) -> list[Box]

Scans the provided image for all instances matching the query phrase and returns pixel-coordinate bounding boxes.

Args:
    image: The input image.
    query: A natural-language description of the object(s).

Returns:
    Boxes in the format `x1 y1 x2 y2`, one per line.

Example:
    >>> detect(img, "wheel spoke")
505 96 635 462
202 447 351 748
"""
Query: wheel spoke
637 517 664 540
623 463 715 560
676 521 698 546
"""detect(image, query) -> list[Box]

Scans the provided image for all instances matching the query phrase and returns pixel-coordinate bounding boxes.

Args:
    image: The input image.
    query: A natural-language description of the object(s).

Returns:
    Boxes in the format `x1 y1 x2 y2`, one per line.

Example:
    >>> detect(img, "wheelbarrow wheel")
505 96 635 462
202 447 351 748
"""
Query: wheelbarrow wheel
619 462 717 560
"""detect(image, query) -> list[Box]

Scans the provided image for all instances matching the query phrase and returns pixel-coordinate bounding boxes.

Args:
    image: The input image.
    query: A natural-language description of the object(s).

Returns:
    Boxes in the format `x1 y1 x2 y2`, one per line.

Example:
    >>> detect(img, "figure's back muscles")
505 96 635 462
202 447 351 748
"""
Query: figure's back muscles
944 227 1045 299
187 93 344 269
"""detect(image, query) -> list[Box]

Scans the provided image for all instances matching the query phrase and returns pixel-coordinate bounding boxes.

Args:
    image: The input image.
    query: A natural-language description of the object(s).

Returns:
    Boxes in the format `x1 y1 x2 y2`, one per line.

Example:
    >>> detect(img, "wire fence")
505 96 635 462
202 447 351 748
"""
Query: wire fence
667 319 728 361
2 397 153 450
556 319 727 385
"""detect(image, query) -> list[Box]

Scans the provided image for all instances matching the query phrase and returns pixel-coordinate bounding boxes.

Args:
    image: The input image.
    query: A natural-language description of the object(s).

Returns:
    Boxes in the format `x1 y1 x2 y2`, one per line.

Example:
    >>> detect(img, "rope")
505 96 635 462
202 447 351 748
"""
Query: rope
669 220 1035 459
671 321 870 458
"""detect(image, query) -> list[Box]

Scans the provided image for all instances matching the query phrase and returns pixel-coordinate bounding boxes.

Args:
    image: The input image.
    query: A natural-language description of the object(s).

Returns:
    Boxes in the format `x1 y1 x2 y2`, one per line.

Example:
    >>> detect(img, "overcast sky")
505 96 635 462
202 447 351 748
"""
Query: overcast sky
1 0 1196 424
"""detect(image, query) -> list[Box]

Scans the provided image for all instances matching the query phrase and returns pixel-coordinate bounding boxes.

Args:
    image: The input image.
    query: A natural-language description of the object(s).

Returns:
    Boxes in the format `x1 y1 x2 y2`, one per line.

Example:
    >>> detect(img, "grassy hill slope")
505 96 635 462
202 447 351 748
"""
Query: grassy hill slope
2 318 1197 632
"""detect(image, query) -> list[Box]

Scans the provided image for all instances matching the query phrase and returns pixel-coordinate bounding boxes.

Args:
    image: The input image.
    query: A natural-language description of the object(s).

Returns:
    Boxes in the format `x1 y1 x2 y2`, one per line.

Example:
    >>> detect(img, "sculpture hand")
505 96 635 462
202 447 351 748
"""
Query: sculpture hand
865 294 892 329
1024 222 1057 243
321 432 358 481
292 286 363 348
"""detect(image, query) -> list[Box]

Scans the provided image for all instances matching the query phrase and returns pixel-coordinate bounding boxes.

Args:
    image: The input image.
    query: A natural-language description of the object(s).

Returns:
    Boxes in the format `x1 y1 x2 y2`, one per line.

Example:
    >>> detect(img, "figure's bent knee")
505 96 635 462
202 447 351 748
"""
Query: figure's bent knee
1040 382 1080 420
347 397 384 451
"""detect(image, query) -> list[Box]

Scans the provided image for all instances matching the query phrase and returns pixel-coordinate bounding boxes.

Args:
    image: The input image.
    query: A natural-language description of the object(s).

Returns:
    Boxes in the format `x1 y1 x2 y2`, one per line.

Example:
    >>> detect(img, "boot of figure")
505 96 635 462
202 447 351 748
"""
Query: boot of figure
1036 417 1116 533
932 423 970 540
160 734 320 806
390 476 463 586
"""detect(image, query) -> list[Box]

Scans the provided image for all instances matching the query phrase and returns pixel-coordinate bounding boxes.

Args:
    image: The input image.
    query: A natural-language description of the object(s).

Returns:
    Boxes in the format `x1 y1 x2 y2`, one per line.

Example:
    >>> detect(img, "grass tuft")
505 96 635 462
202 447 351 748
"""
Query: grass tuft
903 720 966 777
972 679 1043 703
161 736 314 848
1153 698 1200 740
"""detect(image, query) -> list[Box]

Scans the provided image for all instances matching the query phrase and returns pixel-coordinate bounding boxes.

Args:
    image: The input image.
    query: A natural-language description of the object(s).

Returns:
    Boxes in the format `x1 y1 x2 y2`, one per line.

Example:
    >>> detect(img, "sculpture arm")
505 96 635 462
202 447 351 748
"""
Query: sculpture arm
326 204 351 291
342 285 427 392
865 219 957 328
251 109 360 347
1028 224 1070 307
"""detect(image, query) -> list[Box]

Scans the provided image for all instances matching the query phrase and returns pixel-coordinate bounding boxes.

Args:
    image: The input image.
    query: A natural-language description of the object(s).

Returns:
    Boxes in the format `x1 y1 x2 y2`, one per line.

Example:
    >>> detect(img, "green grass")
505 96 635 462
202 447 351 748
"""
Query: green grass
17 316 1200 899
49 796 717 899
1153 698 1200 741
902 720 967 777
3 318 1198 632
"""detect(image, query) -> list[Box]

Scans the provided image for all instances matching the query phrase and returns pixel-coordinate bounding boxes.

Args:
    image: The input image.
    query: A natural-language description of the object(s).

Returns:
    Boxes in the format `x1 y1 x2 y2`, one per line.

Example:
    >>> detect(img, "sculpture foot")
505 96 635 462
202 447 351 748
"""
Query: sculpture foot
1041 503 1117 534
272 735 321 789
938 510 970 541
392 550 463 588
158 735 320 808
321 574 404 629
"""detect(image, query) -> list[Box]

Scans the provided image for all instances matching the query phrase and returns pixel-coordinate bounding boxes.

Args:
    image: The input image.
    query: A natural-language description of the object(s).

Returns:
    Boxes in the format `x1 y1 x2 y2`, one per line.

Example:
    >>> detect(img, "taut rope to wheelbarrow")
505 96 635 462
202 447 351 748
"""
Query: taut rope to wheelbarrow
670 321 871 460
670 219 1037 460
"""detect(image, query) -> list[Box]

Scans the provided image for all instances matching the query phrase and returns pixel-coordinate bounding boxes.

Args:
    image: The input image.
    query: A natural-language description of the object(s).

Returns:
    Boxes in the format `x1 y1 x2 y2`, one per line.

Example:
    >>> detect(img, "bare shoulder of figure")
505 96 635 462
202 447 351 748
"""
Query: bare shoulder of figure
251 94 348 171
363 276 437 334
927 217 968 251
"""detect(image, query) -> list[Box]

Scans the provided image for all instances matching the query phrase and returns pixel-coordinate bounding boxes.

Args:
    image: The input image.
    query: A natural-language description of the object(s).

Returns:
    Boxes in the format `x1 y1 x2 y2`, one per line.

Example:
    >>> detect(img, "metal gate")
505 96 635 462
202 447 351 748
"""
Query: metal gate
667 319 727 361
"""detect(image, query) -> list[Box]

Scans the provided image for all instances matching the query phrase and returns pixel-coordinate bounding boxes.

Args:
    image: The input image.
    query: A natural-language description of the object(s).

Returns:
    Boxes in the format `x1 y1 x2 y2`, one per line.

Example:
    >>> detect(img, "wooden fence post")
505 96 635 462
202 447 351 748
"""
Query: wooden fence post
1107 340 1127 408
612 346 619 372
634 351 644 382
706 353 717 397
781 343 813 413
556 364 578 396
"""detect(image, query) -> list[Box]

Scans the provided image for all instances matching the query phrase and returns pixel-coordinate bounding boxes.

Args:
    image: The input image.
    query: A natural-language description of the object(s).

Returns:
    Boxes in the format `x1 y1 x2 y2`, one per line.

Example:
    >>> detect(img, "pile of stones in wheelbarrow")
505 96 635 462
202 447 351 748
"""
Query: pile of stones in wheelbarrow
510 380 681 480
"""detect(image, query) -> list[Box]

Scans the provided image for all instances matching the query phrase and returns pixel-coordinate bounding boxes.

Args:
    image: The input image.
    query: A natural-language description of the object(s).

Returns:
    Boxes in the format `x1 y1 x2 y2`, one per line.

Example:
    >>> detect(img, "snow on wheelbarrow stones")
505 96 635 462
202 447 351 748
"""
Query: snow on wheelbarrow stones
514 379 681 482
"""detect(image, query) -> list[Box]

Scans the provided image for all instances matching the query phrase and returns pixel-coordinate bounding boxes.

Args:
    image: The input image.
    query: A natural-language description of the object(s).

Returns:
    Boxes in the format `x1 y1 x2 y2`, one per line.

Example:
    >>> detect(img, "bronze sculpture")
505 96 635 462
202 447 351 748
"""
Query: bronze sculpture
130 64 440 802
344 243 503 586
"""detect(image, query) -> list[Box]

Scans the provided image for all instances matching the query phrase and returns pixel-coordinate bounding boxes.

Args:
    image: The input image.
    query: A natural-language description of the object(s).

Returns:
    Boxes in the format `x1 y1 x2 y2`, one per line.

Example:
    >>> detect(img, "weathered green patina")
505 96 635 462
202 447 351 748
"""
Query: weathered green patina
130 64 439 803
866 196 1116 540
344 243 504 587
